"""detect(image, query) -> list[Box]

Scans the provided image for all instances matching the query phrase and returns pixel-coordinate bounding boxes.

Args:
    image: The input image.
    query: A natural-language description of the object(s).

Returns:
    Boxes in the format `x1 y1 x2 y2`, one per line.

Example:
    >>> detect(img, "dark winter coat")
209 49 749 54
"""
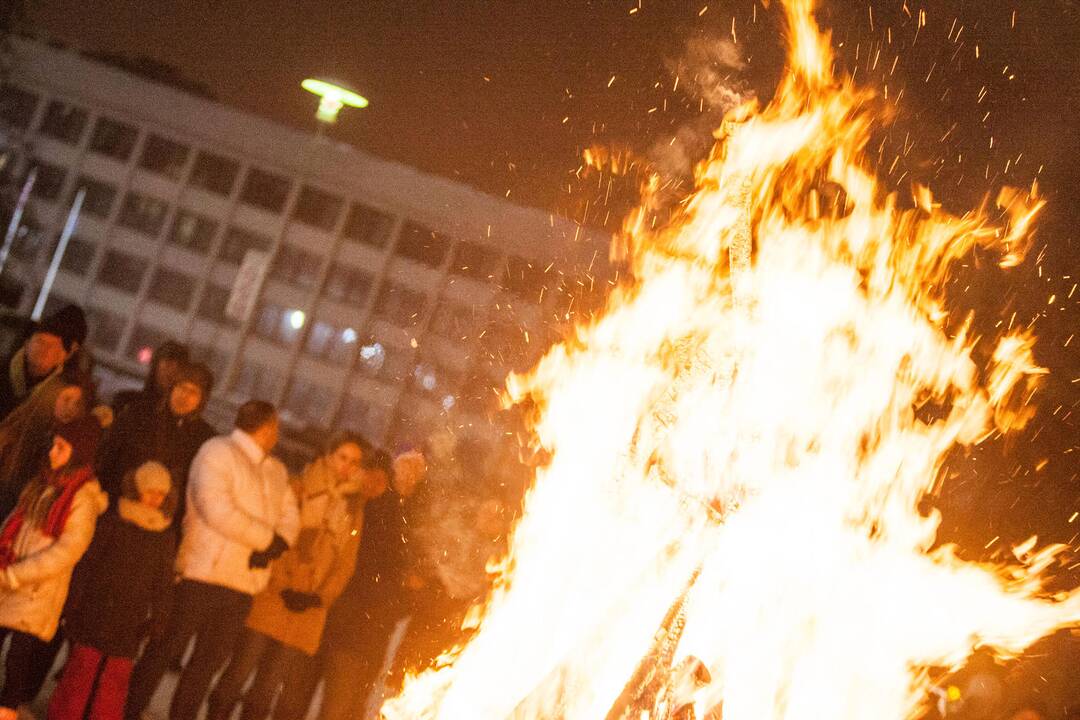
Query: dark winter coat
110 343 186 418
95 398 214 523
323 490 413 651
65 502 176 658
0 347 56 423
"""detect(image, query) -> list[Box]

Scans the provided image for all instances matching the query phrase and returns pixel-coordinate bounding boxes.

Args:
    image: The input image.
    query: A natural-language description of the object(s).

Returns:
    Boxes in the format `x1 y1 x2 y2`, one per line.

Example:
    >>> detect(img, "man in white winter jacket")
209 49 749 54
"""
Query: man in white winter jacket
125 401 299 720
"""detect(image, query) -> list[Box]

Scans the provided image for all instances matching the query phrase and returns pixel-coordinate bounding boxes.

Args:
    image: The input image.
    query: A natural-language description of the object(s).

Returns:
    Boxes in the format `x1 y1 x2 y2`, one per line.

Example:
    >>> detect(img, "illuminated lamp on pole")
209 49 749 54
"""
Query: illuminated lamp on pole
301 77 369 125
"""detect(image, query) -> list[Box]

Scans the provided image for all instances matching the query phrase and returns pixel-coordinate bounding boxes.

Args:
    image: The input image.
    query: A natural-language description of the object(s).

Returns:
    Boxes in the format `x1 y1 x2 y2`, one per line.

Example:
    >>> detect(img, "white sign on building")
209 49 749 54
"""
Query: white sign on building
225 249 270 323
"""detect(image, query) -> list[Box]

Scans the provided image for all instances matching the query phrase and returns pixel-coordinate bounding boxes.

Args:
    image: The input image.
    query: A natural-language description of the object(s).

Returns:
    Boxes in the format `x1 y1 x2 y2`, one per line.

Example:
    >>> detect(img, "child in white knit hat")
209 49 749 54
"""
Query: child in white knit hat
47 461 178 720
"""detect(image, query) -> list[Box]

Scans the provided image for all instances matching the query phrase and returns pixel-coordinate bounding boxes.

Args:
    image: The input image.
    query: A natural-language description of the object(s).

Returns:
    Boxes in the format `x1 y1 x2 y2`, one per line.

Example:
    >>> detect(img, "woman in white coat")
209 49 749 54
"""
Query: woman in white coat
0 415 105 719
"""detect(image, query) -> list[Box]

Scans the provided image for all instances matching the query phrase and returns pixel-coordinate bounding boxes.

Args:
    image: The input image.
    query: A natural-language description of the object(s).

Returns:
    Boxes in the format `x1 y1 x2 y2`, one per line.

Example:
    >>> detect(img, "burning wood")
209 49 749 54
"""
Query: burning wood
383 1 1073 718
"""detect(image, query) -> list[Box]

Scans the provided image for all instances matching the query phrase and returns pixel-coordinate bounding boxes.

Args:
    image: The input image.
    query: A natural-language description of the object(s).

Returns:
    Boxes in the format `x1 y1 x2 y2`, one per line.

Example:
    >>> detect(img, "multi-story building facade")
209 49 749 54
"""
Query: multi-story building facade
0 37 602 457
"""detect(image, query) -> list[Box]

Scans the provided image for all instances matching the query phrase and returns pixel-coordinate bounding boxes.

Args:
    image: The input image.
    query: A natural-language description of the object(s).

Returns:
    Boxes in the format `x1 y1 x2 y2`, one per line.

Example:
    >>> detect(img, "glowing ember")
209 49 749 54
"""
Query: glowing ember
384 1 1076 718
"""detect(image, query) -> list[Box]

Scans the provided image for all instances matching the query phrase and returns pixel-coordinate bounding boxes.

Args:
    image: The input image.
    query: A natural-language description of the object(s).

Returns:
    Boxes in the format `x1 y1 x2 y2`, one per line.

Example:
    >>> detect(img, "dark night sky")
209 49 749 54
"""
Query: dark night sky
28 2 1080 214
29 0 1080 543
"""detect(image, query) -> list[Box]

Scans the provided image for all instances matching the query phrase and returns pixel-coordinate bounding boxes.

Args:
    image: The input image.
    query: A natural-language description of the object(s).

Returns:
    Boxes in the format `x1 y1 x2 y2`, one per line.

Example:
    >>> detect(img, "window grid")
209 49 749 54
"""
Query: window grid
146 267 195 311
30 161 67 201
138 133 190 180
11 92 546 442
38 99 88 144
88 117 139 161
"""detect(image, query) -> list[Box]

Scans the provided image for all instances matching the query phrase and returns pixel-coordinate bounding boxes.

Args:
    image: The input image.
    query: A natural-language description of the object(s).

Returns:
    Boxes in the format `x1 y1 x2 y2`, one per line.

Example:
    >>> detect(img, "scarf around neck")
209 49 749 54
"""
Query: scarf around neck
0 465 94 569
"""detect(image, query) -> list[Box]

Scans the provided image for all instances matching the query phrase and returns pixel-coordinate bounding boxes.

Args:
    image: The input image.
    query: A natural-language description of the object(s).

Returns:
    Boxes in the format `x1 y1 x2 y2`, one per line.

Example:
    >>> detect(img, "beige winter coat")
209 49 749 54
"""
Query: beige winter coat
0 480 108 640
245 458 361 655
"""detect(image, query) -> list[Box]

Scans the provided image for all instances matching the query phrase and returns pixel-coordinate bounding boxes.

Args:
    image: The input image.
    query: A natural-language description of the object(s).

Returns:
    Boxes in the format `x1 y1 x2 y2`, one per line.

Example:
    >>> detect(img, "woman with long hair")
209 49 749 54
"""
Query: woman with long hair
0 415 106 719
0 365 95 520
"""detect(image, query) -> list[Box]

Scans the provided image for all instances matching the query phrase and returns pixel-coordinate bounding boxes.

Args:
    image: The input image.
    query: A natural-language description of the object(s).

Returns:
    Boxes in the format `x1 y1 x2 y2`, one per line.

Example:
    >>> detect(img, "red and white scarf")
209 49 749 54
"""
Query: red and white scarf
0 465 94 569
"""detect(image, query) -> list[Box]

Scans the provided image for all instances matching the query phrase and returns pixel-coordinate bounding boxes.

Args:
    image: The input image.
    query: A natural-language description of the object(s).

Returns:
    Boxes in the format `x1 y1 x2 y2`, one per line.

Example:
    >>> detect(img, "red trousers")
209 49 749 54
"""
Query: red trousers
47 643 133 720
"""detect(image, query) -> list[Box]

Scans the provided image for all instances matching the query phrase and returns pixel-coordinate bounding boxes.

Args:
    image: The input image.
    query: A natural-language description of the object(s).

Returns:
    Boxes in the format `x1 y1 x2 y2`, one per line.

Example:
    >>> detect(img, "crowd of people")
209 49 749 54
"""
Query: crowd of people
0 304 511 720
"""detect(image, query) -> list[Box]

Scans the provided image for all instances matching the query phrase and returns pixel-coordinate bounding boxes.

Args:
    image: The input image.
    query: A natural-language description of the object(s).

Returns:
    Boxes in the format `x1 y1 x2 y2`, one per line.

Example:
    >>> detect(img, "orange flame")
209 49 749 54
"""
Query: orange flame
384 1 1070 718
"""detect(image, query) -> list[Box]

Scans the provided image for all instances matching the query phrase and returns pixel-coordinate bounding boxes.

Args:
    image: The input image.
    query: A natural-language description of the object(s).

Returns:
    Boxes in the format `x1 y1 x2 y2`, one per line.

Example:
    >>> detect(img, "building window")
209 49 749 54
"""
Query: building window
59 237 95 276
10 218 41 262
118 192 169 237
217 226 271 265
168 210 217 254
292 185 343 231
74 176 118 219
138 133 189 180
127 323 171 364
87 117 138 160
321 263 373 307
372 283 427 327
396 222 451 267
189 151 239 196
188 342 228 384
305 321 358 366
38 100 88 144
146 267 195 311
269 244 322 290
0 85 39 129
96 250 147 294
231 361 283 402
356 340 385 375
429 299 477 340
253 303 306 346
502 255 547 299
87 308 125 354
337 394 389 438
357 339 411 382
196 284 239 327
411 362 439 394
451 240 501 281
239 167 291 213
30 162 66 201
412 347 463 397
343 203 394 248
479 315 542 371
283 378 336 428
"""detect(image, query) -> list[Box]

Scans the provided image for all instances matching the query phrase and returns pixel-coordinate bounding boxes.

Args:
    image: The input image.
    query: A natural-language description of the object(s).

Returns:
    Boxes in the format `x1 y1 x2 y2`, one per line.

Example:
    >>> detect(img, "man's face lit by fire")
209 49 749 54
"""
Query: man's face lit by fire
169 381 203 418
26 332 67 379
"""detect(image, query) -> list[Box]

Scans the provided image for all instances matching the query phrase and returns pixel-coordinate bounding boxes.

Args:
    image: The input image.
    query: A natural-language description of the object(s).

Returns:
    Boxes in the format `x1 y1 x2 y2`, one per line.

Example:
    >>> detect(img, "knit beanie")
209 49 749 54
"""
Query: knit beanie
36 305 88 352
55 415 101 469
172 361 214 397
133 460 171 496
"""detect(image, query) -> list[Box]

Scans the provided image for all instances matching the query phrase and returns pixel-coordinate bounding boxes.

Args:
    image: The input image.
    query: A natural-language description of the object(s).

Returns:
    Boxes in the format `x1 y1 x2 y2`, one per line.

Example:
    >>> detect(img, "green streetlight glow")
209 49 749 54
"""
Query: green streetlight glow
301 78 369 124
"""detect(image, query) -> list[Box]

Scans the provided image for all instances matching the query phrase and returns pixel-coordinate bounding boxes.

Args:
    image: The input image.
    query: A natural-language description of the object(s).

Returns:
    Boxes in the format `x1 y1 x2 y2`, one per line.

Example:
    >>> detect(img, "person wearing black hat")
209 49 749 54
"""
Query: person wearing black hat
0 304 88 422
112 340 189 418
97 360 216 526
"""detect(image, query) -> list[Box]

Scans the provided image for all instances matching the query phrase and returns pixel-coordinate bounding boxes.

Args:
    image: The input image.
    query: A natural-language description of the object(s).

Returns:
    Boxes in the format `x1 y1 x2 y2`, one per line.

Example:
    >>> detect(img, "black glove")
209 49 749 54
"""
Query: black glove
248 549 271 569
249 534 289 569
281 589 322 613
264 533 289 560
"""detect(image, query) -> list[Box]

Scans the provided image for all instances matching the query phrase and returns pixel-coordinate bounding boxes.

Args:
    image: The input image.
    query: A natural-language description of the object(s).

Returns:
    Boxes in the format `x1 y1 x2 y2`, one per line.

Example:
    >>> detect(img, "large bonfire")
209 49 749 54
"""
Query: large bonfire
385 1 1078 718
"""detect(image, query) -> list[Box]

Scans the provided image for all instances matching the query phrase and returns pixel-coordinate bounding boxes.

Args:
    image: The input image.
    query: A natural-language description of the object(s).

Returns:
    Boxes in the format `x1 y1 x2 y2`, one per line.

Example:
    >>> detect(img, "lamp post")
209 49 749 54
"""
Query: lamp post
301 77 369 126
253 78 369 430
